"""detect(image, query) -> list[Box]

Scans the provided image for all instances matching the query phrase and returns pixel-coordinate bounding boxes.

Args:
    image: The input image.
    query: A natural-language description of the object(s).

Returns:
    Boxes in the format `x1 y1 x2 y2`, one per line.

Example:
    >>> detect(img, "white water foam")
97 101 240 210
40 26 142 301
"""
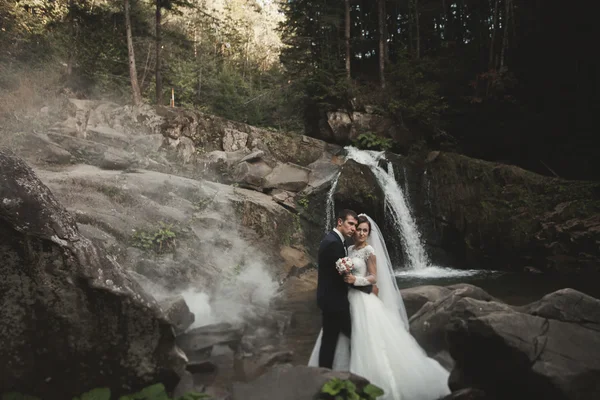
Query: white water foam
324 171 341 232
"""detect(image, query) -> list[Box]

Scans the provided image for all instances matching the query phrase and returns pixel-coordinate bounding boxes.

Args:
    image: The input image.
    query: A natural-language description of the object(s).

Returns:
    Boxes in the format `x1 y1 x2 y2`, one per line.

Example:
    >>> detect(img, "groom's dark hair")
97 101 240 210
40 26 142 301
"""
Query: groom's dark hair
337 209 358 223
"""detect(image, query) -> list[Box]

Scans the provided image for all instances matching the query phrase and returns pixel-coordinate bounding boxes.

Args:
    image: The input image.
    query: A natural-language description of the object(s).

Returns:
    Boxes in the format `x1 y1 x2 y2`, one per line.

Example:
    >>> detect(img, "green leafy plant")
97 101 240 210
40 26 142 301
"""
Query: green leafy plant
232 263 244 276
132 223 177 254
320 378 384 400
2 384 208 400
293 214 302 232
352 133 393 152
297 197 309 210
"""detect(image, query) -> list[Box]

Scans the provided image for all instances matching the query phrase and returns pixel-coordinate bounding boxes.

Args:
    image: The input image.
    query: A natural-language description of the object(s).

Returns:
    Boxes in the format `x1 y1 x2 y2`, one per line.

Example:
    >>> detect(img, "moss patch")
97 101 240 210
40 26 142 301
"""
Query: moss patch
425 152 600 270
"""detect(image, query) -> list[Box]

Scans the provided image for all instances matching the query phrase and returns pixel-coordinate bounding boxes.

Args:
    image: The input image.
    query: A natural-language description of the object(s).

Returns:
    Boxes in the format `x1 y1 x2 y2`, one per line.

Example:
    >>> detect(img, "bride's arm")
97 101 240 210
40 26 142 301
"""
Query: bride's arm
352 254 377 287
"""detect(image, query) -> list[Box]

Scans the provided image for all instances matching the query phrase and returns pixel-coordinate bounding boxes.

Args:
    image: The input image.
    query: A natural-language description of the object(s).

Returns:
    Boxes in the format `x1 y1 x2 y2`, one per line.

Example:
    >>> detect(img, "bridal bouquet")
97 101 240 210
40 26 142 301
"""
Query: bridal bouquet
336 257 354 275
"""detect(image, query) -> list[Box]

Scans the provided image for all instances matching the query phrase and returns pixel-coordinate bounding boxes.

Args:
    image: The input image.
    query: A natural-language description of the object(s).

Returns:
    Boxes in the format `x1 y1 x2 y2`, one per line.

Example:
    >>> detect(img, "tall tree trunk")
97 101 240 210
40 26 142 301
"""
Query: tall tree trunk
378 0 386 88
489 0 500 69
140 42 154 90
500 0 511 70
155 0 163 105
345 0 351 81
125 0 142 105
65 0 75 76
196 23 202 101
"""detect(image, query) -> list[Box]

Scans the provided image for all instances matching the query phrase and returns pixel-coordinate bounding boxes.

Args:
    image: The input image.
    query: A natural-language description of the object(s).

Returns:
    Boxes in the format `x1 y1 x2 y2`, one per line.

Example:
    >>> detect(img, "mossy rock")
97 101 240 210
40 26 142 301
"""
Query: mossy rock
422 151 600 271
334 160 385 224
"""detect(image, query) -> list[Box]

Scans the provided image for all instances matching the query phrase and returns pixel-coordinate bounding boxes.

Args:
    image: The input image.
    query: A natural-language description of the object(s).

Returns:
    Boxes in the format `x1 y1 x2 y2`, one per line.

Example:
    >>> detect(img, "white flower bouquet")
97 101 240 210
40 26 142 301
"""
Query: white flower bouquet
335 257 354 275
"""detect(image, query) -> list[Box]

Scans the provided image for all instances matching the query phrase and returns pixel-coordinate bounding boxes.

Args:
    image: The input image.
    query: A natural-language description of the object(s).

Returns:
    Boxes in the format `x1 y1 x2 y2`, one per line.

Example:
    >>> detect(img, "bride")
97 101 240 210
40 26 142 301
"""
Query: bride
308 214 451 400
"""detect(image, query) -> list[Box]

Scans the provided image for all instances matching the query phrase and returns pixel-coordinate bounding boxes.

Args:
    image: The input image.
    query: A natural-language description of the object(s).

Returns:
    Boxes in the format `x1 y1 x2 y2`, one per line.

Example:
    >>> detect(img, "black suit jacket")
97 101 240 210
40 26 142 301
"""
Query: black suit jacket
316 231 372 313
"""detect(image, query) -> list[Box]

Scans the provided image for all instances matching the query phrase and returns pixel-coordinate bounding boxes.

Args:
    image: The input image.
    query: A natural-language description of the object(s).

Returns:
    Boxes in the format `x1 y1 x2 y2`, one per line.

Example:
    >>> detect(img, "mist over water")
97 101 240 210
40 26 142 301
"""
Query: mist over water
181 262 280 329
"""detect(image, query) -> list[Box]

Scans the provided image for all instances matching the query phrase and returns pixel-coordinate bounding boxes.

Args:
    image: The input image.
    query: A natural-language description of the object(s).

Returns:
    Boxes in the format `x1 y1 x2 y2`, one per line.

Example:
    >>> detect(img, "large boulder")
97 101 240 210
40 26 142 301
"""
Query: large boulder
0 150 186 398
160 296 195 335
400 285 453 318
35 164 303 291
334 159 385 222
446 289 600 399
176 323 244 363
263 162 310 192
409 284 503 355
322 109 419 150
396 151 600 271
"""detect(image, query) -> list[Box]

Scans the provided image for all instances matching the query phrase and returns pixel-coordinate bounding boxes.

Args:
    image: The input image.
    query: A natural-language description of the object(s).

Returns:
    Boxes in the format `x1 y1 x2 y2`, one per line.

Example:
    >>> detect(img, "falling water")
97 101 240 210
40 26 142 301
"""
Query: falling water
345 147 429 270
324 172 341 232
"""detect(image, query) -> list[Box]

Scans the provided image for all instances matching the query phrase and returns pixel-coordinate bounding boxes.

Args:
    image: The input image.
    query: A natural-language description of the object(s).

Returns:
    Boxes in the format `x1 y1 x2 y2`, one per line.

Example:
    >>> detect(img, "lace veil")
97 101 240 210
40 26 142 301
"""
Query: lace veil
359 213 410 330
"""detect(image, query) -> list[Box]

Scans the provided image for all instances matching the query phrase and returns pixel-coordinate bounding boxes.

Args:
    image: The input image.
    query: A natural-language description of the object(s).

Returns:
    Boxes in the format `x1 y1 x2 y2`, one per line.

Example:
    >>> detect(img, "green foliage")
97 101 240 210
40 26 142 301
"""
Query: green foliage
297 197 309 210
293 213 302 232
132 223 177 254
320 378 384 400
352 133 393 152
2 384 208 400
232 263 244 276
384 57 448 126
73 387 111 400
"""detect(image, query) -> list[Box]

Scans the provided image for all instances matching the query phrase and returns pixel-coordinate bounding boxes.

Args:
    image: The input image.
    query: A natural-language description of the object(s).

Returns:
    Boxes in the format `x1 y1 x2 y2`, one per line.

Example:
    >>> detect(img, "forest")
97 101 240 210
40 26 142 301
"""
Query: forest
1 0 597 180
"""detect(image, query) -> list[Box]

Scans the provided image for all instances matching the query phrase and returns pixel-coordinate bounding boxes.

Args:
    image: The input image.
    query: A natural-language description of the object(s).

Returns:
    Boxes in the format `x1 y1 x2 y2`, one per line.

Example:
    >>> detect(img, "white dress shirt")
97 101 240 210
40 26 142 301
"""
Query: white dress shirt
333 228 347 255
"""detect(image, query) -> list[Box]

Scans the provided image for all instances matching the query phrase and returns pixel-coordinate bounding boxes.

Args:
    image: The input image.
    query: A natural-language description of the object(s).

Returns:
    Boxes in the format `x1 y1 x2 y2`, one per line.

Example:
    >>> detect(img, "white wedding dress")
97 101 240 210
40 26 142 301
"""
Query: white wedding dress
308 216 451 400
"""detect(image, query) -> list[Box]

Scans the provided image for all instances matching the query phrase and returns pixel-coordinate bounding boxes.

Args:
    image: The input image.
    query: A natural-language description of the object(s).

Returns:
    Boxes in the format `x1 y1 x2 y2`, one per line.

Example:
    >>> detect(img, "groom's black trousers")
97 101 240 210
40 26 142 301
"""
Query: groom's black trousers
319 308 352 369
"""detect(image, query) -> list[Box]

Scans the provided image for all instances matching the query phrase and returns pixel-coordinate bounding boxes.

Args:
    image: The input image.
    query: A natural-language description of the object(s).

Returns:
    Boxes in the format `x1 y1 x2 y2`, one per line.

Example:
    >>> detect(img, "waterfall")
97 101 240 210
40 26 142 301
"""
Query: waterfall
345 147 429 270
324 172 341 232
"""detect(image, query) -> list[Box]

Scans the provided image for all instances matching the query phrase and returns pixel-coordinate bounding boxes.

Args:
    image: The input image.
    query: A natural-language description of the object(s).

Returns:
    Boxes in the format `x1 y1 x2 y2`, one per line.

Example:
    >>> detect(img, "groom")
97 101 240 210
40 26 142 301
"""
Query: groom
317 209 372 368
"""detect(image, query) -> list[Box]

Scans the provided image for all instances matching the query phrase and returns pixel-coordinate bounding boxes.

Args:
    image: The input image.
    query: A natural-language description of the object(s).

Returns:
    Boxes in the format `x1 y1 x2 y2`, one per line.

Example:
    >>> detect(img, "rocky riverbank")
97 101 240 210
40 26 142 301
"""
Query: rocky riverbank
1 98 599 399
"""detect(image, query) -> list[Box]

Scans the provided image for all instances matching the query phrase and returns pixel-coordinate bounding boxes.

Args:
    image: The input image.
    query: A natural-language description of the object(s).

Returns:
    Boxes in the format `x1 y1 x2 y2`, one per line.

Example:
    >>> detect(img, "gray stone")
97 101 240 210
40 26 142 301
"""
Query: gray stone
446 292 600 399
86 125 131 148
271 189 296 210
241 150 265 163
233 160 273 189
99 150 134 170
263 162 310 192
409 285 504 355
400 285 453 318
160 295 196 335
9 132 72 165
176 323 243 362
46 132 135 170
326 111 353 142
222 128 248 152
44 143 73 164
518 288 600 327
130 134 165 154
0 150 186 398
176 137 196 164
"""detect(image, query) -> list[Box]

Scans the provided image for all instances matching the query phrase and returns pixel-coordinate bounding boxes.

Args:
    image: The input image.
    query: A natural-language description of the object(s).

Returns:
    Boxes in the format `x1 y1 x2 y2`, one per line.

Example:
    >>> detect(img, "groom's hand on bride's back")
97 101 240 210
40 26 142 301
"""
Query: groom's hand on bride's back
343 274 372 294
354 285 373 294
